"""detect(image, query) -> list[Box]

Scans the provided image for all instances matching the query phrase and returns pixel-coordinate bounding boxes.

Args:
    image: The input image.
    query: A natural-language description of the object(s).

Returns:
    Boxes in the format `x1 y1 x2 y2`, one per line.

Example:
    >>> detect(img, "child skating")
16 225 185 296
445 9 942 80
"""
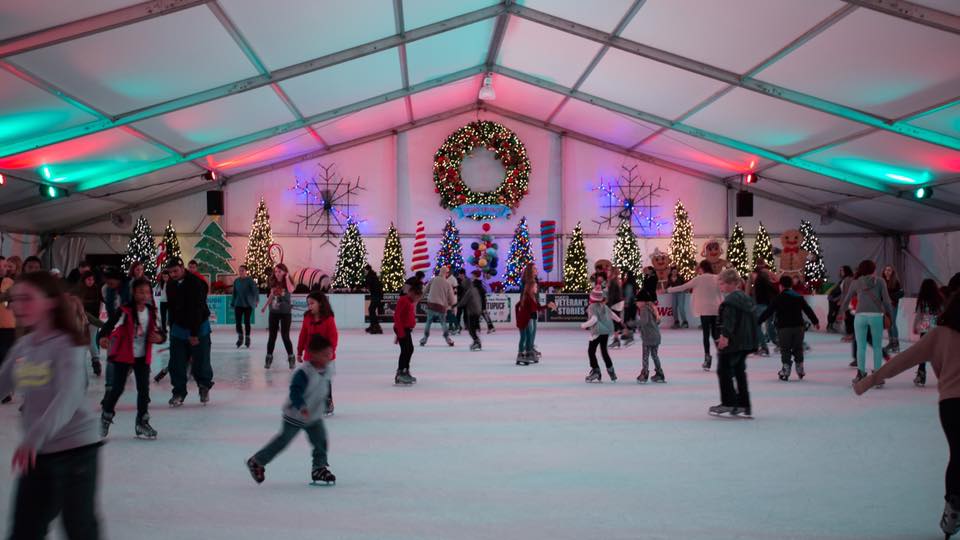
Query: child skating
515 282 556 366
394 282 422 385
581 287 620 382
710 269 758 419
247 334 336 486
457 270 483 351
297 291 338 415
758 275 819 381
634 289 665 383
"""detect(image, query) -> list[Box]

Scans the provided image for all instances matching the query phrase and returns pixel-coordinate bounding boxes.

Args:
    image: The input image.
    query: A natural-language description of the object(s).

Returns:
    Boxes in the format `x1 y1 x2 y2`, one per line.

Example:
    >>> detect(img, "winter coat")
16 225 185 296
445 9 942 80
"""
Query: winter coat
425 275 456 312
606 281 623 312
231 276 259 309
581 302 620 338
297 313 339 359
667 274 722 317
752 277 779 306
366 271 384 302
166 271 210 337
634 303 662 346
457 283 482 316
515 295 545 330
840 275 893 316
758 290 819 329
393 294 417 338
283 363 331 426
718 290 758 353
99 303 164 365
474 279 489 310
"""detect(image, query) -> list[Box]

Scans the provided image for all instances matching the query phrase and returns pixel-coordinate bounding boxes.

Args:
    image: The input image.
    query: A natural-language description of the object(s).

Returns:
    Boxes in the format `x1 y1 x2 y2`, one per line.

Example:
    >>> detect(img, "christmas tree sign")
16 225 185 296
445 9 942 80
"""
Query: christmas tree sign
244 198 274 287
433 218 465 276
503 217 535 291
669 201 697 281
332 220 368 290
122 215 157 280
752 222 777 272
380 224 405 293
193 221 235 279
800 219 826 286
562 222 590 292
613 219 642 276
727 223 750 277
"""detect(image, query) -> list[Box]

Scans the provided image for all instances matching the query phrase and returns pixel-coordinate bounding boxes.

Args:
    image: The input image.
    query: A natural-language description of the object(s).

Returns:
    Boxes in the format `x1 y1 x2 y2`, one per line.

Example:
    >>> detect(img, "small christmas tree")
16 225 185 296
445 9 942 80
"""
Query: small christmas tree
333 220 368 290
503 217 535 291
562 222 589 292
122 215 157 281
244 198 274 287
727 223 750 277
159 220 182 266
433 218 464 276
669 201 697 281
752 222 777 272
193 221 235 279
380 223 405 293
613 219 642 277
800 219 826 286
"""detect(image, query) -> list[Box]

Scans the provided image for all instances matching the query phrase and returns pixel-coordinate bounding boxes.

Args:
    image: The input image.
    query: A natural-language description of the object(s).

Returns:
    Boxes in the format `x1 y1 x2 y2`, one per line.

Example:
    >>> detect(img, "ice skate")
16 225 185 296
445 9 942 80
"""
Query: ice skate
671 321 680 329
731 407 753 419
92 359 102 377
778 363 791 382
851 370 867 386
419 336 428 347
135 416 157 440
154 367 168 383
246 457 265 484
168 394 185 407
199 386 210 405
848 359 858 368
487 326 496 334
516 352 531 366
758 346 770 357
609 337 621 349
469 341 481 351
445 336 455 347
651 369 665 383
324 400 334 417
606 367 617 382
394 370 415 385
943 497 960 539
405 369 417 384
885 340 900 355
244 335 251 348
795 362 806 380
708 404 735 417
528 351 540 364
100 411 114 438
264 354 273 369
311 466 336 485
681 321 689 329
585 368 601 383
288 355 296 369
636 368 649 384
235 334 243 348
915 369 926 387
702 354 712 371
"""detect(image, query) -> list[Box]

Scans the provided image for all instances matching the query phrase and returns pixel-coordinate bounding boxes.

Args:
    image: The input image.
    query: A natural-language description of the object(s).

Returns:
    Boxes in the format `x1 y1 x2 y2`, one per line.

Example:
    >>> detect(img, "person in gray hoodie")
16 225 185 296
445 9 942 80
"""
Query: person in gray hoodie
231 264 259 349
247 334 336 485
0 271 102 538
421 267 456 347
839 259 894 384
457 270 484 351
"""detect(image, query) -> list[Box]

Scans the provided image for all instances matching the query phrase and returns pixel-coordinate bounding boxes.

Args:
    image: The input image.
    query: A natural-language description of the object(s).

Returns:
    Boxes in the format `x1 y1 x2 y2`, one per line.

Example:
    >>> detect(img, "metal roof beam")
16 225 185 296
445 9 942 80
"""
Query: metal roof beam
0 3 504 159
393 0 415 123
0 0 212 58
842 0 960 35
490 64 960 216
507 4 960 152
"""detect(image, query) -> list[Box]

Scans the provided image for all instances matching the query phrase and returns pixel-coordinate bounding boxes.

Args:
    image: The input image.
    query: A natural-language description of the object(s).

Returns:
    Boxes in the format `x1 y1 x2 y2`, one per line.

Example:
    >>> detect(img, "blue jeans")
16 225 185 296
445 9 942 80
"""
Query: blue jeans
518 323 535 353
888 305 899 340
423 308 449 339
754 305 778 348
854 313 885 372
673 294 688 324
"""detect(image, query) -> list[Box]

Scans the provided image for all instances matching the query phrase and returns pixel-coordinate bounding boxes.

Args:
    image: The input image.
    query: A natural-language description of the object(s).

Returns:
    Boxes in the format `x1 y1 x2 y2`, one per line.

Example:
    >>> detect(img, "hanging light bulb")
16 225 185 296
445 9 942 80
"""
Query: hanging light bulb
478 74 496 101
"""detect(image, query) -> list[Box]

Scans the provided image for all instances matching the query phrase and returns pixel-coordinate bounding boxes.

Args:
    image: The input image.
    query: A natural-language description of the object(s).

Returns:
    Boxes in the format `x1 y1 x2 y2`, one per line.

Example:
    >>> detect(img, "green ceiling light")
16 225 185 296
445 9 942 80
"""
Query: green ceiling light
914 186 933 199
38 184 67 199
41 166 51 179
886 173 916 183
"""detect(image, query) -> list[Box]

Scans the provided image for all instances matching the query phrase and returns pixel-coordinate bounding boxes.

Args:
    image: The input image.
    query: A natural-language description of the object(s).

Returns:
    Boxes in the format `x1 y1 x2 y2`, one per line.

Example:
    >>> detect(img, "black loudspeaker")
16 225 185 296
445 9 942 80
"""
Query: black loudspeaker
736 190 753 217
206 190 224 216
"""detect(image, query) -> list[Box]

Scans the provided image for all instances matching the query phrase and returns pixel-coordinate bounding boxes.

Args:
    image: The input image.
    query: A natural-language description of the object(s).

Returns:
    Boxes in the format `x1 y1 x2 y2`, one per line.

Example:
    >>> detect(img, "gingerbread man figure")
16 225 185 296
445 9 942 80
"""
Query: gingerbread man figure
649 248 671 293
779 228 808 280
701 239 729 275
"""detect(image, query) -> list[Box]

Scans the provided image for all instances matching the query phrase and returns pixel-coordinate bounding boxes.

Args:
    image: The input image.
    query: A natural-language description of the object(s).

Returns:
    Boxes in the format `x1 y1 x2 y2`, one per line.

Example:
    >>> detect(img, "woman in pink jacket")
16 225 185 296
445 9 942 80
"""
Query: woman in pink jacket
666 260 723 371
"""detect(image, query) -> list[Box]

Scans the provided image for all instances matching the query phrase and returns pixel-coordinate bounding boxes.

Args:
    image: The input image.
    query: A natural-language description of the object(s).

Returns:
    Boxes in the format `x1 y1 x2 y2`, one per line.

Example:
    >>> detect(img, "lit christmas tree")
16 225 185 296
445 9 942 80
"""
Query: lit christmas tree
503 217 535 291
244 198 274 287
333 220 368 290
160 220 182 263
752 222 777 272
193 221 235 279
727 223 750 276
433 218 464 276
800 219 826 286
122 215 157 281
380 223 405 293
613 219 642 276
669 201 697 281
562 222 590 292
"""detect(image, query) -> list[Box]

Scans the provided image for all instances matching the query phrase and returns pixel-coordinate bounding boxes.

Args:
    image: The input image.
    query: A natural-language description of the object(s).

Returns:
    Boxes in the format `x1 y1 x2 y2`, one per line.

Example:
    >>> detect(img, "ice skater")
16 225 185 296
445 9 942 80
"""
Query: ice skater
262 263 296 369
457 270 483 351
757 275 819 382
421 267 456 347
710 269 757 418
634 288 665 383
247 334 336 486
394 282 422 385
913 278 944 387
515 281 556 366
231 264 258 348
666 260 722 371
581 286 620 382
297 291 339 415
98 278 166 440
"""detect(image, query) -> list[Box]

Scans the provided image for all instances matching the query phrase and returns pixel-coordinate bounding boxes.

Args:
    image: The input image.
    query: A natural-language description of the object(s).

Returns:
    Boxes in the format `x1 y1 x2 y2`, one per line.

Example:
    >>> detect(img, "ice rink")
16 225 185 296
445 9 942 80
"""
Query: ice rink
0 326 945 539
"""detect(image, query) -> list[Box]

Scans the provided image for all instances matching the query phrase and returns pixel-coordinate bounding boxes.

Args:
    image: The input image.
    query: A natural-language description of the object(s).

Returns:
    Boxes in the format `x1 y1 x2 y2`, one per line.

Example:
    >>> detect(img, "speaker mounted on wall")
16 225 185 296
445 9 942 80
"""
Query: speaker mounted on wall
206 190 224 216
736 190 753 217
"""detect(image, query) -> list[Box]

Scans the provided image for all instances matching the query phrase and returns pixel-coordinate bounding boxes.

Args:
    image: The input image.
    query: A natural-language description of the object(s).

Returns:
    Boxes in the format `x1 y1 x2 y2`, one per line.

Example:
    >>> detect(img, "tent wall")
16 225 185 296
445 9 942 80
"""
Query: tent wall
72 111 883 283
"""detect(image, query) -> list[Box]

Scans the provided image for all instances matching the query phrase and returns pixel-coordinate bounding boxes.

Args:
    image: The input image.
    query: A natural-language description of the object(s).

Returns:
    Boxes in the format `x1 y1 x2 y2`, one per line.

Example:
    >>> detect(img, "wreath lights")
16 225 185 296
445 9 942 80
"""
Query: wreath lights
433 120 531 220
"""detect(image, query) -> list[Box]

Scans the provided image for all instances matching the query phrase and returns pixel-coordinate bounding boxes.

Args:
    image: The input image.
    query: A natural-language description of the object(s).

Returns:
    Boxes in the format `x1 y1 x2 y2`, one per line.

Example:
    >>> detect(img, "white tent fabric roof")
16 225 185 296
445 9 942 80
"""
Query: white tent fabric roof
0 0 958 233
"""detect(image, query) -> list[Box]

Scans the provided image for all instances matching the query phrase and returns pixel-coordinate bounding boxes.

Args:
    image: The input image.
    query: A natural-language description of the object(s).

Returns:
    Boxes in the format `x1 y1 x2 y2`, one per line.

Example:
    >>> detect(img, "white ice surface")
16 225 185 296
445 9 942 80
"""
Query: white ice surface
0 326 945 539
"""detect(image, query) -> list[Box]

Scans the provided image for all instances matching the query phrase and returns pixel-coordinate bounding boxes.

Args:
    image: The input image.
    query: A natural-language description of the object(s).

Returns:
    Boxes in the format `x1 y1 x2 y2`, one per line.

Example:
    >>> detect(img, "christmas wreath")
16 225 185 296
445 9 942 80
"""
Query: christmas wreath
433 120 531 220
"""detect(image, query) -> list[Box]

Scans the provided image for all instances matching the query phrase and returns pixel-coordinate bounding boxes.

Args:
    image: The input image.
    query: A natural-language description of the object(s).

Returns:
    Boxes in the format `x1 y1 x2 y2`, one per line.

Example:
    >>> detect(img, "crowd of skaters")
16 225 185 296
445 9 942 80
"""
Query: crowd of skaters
3 249 960 537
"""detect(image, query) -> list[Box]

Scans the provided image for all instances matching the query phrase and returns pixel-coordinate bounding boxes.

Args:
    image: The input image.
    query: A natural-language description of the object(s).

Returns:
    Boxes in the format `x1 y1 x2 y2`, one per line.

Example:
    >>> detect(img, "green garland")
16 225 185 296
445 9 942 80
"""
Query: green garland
433 120 531 220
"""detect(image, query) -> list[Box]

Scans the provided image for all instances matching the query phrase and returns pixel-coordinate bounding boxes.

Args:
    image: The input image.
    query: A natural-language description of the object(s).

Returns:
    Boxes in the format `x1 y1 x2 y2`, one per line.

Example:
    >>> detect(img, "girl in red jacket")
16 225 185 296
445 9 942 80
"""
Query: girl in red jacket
297 291 338 415
393 282 422 385
515 282 556 366
98 279 165 439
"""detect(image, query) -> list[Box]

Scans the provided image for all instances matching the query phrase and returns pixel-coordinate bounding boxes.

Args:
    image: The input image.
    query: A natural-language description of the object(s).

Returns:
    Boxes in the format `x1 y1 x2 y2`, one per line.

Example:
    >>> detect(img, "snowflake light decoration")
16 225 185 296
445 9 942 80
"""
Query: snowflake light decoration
592 164 669 235
289 163 366 246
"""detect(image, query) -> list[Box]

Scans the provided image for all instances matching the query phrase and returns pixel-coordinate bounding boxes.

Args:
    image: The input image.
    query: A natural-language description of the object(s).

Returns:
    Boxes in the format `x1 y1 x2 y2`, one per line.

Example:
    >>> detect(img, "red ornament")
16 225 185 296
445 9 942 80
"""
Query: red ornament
482 223 491 232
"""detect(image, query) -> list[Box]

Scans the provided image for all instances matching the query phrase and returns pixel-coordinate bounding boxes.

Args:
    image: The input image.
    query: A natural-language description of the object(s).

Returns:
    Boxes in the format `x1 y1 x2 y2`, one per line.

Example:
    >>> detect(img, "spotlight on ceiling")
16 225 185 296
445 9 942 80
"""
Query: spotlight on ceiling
914 186 933 199
743 172 759 184
0 173 5 186
478 74 496 101
202 170 218 181
39 184 67 199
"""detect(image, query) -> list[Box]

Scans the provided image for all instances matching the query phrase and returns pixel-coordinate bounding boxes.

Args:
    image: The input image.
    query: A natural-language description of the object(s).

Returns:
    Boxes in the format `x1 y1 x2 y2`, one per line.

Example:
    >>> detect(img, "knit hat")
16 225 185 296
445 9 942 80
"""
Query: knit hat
589 286 605 303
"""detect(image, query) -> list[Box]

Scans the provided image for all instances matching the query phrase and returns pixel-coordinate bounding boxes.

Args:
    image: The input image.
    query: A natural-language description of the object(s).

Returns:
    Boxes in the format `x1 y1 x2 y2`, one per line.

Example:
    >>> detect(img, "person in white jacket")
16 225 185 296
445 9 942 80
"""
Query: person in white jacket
421 267 456 347
666 260 723 371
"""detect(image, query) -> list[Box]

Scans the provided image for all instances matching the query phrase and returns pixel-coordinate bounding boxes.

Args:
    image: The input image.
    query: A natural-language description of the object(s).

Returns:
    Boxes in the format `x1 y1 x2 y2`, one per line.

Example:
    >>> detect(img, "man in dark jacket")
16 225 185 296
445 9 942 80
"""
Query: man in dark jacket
759 275 820 381
365 264 384 334
712 269 757 419
474 273 495 333
165 257 213 407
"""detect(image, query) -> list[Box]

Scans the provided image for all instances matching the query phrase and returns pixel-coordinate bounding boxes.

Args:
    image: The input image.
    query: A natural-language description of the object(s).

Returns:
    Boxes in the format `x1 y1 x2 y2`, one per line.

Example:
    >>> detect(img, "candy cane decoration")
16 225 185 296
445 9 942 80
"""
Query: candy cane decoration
410 220 430 272
540 220 556 273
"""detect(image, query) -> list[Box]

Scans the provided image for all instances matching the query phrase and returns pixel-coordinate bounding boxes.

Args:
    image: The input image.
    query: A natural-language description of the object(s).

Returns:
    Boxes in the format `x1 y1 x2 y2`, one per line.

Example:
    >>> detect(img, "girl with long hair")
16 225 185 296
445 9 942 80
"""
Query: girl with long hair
914 278 945 387
839 260 893 384
262 263 295 369
882 265 904 354
298 291 338 415
666 260 723 371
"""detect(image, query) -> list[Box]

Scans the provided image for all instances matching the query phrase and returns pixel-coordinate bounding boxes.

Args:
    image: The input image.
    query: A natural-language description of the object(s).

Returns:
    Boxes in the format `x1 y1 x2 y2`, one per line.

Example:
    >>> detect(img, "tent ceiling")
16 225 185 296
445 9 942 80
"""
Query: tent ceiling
0 0 958 234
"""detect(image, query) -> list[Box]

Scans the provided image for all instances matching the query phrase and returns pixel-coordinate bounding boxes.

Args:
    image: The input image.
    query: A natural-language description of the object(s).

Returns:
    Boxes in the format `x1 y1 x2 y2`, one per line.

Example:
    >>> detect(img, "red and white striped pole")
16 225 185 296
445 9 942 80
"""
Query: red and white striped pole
410 220 430 273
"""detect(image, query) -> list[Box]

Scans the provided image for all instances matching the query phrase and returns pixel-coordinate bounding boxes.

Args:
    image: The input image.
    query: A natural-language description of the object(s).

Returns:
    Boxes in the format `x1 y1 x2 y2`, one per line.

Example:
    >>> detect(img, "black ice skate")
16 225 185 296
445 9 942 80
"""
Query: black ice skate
235 334 243 348
246 457 265 484
419 336 428 347
848 359 858 368
244 335 251 348
702 354 712 371
606 367 617 382
199 386 210 405
516 352 532 366
168 394 185 407
528 350 540 364
731 407 753 419
651 369 665 383
636 368 649 384
154 367 168 383
135 416 158 440
264 354 273 369
708 404 735 417
100 411 114 438
312 466 336 485
288 355 296 369
394 370 415 385
778 364 791 382
795 362 805 380
470 341 481 351
609 338 621 349
915 368 926 387
487 326 496 334
851 370 867 386
585 368 601 383
445 336 455 347
622 335 635 348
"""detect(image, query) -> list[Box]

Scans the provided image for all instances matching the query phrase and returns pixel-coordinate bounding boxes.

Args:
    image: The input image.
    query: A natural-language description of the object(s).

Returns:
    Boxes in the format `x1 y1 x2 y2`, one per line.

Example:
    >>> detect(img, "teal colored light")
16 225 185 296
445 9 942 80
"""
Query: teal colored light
886 173 916 183
46 186 56 198
826 158 932 185
41 166 50 179
915 187 927 198
0 111 72 144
